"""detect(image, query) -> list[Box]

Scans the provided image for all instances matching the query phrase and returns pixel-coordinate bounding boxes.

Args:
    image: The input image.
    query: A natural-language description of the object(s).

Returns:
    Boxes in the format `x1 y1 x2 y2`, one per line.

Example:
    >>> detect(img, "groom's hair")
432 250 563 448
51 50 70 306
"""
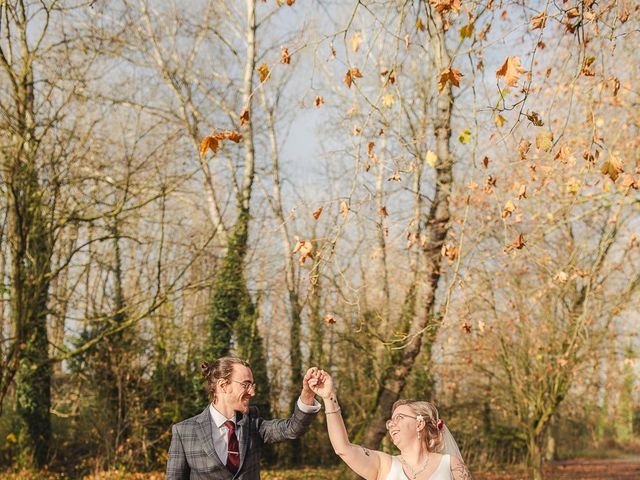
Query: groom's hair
201 356 252 403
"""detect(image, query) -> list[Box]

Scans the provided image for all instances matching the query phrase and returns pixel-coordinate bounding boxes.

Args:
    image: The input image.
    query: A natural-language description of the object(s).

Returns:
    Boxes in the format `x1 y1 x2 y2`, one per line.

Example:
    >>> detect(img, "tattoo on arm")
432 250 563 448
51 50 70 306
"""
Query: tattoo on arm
362 447 371 457
452 463 472 480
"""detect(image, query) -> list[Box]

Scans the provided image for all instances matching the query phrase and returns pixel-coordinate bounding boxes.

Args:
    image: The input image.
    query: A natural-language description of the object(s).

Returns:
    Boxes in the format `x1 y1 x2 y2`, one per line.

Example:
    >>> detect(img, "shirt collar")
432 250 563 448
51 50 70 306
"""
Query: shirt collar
209 403 236 429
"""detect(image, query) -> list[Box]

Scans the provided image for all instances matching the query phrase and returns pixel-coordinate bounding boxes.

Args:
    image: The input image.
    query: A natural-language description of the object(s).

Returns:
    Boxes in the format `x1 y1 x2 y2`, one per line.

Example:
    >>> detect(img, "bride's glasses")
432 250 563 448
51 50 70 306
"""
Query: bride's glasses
385 413 418 430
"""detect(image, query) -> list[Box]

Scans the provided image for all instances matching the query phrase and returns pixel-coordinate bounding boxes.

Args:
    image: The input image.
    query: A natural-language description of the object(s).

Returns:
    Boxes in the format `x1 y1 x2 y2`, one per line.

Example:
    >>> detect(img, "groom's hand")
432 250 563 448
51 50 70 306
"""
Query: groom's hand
300 367 319 405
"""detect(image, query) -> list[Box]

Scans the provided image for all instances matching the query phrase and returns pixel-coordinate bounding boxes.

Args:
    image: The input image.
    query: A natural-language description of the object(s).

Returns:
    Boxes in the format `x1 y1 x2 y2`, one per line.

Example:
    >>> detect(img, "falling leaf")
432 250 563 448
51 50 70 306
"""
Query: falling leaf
429 0 462 14
382 94 394 108
459 22 474 39
426 150 438 168
504 233 526 253
482 156 489 168
530 12 547 30
462 322 472 334
367 142 375 158
323 314 336 324
350 32 363 52
496 56 527 86
292 239 313 264
416 17 426 31
502 200 516 218
526 111 544 126
566 7 580 19
340 201 350 216
312 207 323 219
200 136 219 157
458 129 472 144
438 67 463 93
535 131 553 152
257 63 270 82
600 156 624 182
582 56 596 76
518 139 531 158
554 145 572 163
281 46 291 64
200 131 243 156
379 206 389 217
619 8 630 23
240 108 250 126
343 67 363 88
495 114 506 127
314 96 324 108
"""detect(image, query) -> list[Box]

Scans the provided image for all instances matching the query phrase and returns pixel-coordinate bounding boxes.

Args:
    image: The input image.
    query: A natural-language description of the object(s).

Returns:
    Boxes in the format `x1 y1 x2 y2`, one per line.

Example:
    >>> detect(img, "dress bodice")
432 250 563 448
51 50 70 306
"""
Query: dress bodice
385 454 451 480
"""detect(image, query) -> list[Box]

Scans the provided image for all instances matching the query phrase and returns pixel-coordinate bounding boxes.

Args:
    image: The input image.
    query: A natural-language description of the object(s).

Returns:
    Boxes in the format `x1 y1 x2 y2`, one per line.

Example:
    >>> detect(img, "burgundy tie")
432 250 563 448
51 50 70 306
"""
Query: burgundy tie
224 420 240 475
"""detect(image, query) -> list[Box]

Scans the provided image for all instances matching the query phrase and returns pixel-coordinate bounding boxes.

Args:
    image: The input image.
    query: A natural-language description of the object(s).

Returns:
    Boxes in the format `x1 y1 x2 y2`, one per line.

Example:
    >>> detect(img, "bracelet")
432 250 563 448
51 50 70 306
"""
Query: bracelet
325 407 341 414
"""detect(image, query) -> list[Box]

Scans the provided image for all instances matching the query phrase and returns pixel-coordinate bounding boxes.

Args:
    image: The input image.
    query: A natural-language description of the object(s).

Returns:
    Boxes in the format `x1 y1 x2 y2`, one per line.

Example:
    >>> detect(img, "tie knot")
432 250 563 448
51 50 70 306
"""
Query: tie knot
224 420 235 433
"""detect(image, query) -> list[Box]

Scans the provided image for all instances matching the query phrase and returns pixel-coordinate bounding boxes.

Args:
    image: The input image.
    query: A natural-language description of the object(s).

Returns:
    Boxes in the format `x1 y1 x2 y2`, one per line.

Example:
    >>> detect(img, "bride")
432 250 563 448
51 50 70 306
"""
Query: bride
308 369 472 480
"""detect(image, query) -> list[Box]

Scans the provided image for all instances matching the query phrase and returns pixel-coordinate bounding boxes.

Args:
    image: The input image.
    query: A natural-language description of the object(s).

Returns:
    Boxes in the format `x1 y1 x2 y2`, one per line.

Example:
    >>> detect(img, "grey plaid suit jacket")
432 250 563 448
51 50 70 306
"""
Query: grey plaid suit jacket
166 404 317 480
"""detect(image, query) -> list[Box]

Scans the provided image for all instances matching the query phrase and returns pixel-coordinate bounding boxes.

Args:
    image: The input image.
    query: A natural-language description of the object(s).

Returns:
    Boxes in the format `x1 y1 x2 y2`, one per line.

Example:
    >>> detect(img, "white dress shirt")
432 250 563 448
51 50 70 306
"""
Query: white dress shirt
209 397 321 462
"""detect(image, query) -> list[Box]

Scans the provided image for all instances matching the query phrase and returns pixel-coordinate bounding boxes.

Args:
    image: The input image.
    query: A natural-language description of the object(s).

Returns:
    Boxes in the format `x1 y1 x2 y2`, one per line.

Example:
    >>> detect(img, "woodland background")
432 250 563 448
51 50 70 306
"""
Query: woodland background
0 1 638 479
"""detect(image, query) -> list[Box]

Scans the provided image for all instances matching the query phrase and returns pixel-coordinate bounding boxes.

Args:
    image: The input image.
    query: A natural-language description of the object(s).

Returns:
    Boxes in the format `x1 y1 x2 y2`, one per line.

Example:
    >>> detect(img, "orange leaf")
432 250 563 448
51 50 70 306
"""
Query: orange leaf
281 47 291 64
292 239 313 264
379 206 388 217
257 63 270 82
429 0 461 14
199 136 219 157
312 206 323 219
240 109 250 126
504 233 526 253
343 70 353 88
502 200 516 219
340 201 349 216
530 12 547 30
314 96 324 108
323 314 337 324
438 67 463 93
496 56 527 86
600 157 624 182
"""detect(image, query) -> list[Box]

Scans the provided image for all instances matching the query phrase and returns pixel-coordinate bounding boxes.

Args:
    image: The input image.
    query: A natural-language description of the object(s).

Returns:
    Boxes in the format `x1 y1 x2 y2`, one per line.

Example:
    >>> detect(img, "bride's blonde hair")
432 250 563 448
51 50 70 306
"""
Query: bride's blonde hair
391 400 444 453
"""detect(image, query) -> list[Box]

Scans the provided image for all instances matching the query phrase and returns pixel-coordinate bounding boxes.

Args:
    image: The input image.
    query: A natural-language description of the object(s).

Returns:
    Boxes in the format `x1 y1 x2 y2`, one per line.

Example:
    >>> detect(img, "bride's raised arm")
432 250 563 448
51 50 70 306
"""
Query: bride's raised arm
309 370 383 480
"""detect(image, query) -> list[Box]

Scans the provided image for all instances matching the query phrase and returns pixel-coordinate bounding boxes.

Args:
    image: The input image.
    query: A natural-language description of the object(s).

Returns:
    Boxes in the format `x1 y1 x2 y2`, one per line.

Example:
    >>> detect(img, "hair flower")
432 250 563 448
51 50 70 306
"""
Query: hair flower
437 419 444 431
416 414 424 422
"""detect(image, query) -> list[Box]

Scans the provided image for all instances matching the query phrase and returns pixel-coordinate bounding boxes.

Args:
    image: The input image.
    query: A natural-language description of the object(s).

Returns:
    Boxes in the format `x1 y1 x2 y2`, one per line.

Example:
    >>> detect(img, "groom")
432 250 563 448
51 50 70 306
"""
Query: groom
166 356 321 479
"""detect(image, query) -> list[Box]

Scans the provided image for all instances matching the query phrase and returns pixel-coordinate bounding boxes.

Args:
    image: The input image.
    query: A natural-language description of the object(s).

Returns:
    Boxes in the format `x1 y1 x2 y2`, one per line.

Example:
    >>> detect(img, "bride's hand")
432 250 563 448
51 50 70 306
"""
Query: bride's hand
308 369 334 399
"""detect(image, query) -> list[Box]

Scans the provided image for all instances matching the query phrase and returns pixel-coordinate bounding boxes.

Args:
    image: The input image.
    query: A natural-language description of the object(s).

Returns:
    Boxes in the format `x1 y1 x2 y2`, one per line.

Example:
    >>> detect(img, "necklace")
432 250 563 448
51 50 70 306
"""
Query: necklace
399 454 430 480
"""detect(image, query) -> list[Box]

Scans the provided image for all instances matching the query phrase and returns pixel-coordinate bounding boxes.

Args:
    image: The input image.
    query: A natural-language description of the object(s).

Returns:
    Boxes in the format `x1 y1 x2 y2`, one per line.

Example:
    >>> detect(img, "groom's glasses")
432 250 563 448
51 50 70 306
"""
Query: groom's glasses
230 379 257 392
385 413 417 430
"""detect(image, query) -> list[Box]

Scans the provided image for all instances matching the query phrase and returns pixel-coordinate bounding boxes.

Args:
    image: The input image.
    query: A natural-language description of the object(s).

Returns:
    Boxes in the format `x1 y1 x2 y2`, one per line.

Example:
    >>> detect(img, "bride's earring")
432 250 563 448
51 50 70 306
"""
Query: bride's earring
417 429 420 440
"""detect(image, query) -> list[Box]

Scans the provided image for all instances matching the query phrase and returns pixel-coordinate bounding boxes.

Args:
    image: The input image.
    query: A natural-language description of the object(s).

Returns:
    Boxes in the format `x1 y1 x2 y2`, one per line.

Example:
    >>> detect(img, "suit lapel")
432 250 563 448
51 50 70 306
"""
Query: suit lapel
236 410 250 472
195 406 225 466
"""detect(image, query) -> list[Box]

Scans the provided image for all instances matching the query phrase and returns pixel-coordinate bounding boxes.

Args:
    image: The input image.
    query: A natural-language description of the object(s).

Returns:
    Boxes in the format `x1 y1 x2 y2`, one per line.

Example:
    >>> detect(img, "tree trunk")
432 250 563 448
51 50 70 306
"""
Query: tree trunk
361 7 454 449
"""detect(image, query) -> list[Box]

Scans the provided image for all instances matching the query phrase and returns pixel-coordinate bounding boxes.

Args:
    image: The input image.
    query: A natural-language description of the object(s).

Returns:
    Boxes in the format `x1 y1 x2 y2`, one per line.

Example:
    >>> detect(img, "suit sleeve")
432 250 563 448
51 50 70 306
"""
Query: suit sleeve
166 424 190 480
257 403 318 444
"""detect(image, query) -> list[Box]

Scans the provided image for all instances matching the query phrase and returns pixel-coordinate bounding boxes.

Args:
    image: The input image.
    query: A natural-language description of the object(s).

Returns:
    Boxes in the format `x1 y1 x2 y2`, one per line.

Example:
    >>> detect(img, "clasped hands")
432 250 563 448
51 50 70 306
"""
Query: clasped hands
301 367 334 404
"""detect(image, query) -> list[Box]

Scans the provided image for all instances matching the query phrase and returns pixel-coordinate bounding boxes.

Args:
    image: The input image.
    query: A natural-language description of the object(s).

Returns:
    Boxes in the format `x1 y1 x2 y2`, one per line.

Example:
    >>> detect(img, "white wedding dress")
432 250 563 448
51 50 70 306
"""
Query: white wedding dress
385 455 452 480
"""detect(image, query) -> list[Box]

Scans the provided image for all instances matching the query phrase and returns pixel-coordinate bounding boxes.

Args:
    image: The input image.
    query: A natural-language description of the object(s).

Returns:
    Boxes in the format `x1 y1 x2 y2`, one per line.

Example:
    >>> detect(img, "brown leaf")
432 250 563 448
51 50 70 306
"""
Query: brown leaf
350 67 363 78
240 108 250 126
314 96 324 108
438 67 463 93
582 56 596 76
312 207 323 219
504 233 526 253
554 145 572 163
199 136 219 157
292 239 313 264
257 63 270 82
502 199 516 219
281 46 291 64
517 184 527 199
482 156 489 168
526 111 544 127
496 56 527 86
441 243 458 262
379 206 388 217
416 17 426 31
429 0 461 14
462 322 472 334
530 12 547 30
518 139 531 159
609 77 621 96
340 201 350 216
600 156 624 182
367 141 375 158
350 32 363 52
